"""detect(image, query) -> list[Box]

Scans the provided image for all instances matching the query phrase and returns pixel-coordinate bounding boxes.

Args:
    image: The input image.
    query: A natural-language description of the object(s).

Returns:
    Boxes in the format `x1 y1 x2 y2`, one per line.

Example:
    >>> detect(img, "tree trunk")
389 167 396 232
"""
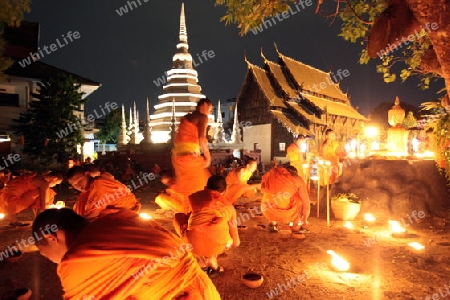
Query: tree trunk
406 0 450 95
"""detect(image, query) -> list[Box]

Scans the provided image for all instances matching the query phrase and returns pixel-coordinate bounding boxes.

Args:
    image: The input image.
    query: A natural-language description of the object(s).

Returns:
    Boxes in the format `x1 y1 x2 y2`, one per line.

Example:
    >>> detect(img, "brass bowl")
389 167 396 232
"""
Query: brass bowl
241 273 264 288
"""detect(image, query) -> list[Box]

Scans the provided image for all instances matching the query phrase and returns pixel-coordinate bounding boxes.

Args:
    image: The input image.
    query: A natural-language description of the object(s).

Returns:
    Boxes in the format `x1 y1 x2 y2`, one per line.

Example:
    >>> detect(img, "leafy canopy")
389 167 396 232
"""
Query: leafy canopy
13 73 86 165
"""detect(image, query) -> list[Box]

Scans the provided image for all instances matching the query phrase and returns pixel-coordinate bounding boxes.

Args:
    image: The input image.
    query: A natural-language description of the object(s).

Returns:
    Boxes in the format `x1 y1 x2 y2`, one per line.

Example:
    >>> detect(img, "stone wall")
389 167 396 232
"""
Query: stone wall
322 159 449 219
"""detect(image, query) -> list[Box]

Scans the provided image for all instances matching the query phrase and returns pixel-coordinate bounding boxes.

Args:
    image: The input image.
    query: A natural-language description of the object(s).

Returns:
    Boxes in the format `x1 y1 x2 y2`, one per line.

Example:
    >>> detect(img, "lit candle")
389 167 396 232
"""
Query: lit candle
343 221 353 229
139 213 152 220
326 250 350 272
388 220 406 233
364 213 376 222
408 242 425 250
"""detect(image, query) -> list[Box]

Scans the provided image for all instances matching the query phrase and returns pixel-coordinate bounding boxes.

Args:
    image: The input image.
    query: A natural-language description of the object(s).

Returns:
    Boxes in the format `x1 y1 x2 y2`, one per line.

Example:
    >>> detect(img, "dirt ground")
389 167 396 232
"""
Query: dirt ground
1 183 450 300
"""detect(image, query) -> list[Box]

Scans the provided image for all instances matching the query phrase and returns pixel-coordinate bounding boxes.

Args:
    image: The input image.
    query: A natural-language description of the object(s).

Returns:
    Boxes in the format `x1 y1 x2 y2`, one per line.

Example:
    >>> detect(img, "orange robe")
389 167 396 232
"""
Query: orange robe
223 167 255 205
286 143 305 179
165 118 210 213
260 167 307 223
186 190 235 257
2 174 56 215
321 140 342 185
57 210 221 300
73 174 140 220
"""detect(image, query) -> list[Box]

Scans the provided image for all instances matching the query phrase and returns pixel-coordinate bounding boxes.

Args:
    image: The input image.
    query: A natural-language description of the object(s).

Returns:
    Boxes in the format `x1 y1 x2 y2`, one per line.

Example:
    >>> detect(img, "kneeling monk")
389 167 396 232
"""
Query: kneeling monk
260 165 310 232
67 166 141 220
32 208 221 299
175 175 240 277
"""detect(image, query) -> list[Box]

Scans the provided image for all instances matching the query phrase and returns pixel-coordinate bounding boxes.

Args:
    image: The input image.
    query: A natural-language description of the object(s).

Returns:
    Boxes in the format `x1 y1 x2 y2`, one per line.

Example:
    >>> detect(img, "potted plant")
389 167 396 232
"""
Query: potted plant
331 193 361 221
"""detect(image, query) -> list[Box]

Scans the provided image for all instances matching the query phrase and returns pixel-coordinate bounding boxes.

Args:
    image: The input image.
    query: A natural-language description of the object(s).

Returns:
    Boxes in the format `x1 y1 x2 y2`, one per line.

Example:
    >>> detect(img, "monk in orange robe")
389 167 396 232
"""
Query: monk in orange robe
2 171 63 226
32 208 221 300
286 135 307 178
157 99 213 214
174 175 240 278
260 166 310 232
67 166 141 220
320 129 346 185
223 158 260 205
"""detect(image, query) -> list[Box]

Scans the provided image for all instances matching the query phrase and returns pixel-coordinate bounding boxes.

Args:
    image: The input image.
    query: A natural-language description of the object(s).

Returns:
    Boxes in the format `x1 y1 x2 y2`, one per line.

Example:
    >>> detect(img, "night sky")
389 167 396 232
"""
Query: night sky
25 0 443 118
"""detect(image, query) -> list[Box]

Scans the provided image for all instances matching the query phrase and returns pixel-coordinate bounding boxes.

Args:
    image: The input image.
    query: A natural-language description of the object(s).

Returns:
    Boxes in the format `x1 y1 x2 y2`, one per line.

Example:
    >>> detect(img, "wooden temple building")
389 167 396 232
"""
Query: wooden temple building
237 46 366 163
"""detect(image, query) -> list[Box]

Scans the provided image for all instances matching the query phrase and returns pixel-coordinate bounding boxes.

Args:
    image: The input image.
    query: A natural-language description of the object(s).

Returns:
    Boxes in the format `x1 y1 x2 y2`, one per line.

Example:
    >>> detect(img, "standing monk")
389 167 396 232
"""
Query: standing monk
286 135 306 178
67 166 141 221
2 171 63 227
32 208 221 299
223 158 260 205
157 98 213 214
320 129 346 185
260 166 310 233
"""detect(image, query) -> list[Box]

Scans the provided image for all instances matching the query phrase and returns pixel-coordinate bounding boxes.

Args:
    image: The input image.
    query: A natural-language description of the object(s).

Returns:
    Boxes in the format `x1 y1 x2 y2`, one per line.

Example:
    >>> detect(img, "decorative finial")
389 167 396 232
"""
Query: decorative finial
260 47 267 62
179 2 187 43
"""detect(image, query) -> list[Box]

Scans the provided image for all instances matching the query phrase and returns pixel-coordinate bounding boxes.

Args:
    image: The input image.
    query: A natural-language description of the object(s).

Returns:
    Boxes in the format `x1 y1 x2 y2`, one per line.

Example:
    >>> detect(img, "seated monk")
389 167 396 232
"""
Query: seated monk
223 158 260 205
174 175 240 278
260 165 310 233
2 171 63 226
32 208 221 299
159 98 213 214
67 166 141 221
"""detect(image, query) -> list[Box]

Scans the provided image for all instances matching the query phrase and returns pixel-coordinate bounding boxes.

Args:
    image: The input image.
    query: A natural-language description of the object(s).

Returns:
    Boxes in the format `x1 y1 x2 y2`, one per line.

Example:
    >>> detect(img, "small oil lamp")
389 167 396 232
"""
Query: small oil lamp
326 250 350 272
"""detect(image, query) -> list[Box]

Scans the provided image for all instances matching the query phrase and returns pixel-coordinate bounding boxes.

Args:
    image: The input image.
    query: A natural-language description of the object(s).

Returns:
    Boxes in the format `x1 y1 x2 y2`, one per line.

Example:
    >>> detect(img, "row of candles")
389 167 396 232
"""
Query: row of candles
328 213 425 272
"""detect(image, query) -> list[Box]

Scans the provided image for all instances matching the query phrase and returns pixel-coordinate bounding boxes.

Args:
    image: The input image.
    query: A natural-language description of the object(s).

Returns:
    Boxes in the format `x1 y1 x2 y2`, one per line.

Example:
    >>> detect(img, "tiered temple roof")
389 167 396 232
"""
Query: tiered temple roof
239 45 365 136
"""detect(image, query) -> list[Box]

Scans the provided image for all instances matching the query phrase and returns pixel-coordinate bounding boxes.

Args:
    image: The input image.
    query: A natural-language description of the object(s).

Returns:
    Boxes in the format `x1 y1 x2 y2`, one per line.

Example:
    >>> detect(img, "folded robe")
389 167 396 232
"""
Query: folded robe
260 167 304 223
58 210 221 300
73 174 140 220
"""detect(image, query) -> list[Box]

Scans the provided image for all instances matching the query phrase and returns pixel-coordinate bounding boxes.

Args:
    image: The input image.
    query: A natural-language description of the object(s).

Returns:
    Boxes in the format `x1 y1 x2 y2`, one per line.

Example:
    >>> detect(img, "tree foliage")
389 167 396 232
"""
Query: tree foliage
421 101 450 181
96 108 122 144
13 73 86 166
0 0 32 81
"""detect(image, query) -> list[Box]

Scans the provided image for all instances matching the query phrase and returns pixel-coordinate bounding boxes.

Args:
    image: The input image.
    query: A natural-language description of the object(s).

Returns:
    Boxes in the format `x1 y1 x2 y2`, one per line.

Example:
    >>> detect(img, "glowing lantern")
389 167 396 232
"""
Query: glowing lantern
388 220 406 233
343 221 353 229
326 250 350 272
364 213 376 222
408 242 425 250
139 213 152 220
0 213 4 219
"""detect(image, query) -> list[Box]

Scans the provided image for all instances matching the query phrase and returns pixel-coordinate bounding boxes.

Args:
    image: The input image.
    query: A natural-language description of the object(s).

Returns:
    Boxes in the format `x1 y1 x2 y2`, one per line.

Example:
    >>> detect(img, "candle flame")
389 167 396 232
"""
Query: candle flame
388 220 406 233
139 213 152 220
326 250 350 272
408 242 425 250
343 221 353 229
0 213 4 219
364 213 376 222
49 201 65 209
